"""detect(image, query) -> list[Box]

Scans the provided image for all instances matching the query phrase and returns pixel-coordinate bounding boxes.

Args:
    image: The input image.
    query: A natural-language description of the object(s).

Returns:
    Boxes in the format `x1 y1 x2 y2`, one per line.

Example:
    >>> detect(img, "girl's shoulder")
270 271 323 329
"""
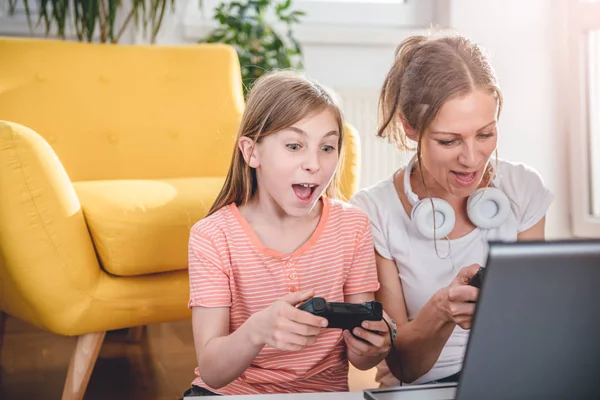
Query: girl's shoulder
191 204 236 240
325 198 388 240
327 197 371 225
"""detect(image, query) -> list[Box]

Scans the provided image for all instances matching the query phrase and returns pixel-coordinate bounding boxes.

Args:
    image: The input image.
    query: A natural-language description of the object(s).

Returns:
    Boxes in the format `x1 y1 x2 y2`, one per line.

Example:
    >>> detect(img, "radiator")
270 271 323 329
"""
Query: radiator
336 89 412 190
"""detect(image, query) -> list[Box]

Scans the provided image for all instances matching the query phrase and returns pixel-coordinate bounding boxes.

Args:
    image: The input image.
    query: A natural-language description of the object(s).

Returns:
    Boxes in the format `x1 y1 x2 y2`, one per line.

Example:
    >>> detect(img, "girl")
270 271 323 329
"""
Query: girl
351 34 554 386
184 70 393 397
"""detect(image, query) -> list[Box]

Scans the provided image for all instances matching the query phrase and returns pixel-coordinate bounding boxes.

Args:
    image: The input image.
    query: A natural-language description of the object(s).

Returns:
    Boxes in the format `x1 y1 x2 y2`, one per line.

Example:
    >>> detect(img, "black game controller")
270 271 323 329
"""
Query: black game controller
298 297 383 331
467 267 485 289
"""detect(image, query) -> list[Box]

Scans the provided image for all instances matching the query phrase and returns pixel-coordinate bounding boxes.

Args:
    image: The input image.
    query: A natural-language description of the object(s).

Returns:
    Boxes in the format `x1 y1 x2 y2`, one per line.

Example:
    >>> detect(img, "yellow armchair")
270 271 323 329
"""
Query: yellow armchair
0 37 360 400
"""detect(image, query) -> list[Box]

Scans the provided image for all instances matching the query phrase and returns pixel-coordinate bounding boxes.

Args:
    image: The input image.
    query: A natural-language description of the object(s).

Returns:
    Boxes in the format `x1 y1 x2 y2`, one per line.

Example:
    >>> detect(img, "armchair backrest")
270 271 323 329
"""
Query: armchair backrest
0 37 244 181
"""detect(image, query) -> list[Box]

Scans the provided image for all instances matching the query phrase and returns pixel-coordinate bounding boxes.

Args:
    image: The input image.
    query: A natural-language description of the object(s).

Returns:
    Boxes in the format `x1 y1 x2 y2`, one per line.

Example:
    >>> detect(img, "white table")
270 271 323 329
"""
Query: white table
185 392 364 400
184 384 458 400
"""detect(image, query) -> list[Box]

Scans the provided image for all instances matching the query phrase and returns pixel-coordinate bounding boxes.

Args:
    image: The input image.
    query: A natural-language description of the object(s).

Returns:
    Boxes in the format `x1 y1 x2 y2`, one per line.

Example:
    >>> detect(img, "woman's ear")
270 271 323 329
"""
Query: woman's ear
238 137 260 168
399 113 419 142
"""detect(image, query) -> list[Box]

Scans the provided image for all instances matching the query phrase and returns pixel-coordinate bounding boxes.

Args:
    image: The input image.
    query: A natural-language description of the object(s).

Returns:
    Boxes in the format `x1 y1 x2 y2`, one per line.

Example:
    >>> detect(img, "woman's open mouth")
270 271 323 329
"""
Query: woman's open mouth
451 170 477 186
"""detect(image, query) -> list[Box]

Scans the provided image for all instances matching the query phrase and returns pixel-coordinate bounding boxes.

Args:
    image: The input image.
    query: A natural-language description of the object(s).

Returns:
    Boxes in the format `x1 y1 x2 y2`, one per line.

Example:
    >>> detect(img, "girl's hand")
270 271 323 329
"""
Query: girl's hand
342 313 392 359
250 289 328 351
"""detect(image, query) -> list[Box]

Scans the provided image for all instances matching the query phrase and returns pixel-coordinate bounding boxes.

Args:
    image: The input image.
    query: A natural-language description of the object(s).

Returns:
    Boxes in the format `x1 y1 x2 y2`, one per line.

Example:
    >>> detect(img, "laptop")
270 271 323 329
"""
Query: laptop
364 239 600 400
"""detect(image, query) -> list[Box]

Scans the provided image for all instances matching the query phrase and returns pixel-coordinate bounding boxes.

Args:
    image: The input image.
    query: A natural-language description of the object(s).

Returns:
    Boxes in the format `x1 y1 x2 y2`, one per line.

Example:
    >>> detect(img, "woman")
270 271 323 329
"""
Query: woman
350 34 554 386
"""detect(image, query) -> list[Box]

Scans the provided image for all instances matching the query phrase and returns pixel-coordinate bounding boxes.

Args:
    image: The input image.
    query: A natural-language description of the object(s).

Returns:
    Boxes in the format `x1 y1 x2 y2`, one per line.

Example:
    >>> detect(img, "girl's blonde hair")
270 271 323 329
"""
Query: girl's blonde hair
207 70 345 217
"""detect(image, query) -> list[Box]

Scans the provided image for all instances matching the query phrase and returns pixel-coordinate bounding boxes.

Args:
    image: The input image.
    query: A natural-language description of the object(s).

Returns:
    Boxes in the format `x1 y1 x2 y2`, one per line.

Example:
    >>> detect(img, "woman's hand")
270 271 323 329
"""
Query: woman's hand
436 264 481 329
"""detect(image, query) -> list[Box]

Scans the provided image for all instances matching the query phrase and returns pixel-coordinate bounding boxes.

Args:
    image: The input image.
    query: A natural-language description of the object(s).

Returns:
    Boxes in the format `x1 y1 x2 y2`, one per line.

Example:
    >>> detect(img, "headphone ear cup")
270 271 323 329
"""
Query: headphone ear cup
467 187 511 229
411 198 456 240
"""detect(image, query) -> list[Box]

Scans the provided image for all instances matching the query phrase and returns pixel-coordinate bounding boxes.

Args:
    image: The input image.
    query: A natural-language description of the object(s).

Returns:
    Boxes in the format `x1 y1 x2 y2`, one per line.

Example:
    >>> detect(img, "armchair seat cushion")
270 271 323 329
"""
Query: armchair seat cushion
73 177 225 276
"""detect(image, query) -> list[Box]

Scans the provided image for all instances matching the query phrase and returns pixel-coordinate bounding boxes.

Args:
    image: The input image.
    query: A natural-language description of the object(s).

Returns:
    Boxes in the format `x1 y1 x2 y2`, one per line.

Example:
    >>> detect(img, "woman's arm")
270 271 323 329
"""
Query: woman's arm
379 216 547 383
517 217 546 241
376 253 479 383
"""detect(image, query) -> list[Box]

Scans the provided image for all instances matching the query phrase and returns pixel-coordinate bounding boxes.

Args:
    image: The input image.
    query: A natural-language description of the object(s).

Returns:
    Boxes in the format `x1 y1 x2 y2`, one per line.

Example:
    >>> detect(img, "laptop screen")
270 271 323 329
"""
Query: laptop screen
457 240 600 400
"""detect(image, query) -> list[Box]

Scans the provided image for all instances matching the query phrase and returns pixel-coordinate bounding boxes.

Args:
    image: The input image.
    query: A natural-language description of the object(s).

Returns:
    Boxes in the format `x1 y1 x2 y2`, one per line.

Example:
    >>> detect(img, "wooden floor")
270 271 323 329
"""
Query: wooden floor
0 315 377 400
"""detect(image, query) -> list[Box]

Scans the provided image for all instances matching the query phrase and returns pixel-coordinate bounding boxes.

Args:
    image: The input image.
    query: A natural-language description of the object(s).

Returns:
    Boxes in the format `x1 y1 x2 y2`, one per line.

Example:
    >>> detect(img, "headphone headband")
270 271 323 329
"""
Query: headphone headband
402 155 508 240
403 156 420 206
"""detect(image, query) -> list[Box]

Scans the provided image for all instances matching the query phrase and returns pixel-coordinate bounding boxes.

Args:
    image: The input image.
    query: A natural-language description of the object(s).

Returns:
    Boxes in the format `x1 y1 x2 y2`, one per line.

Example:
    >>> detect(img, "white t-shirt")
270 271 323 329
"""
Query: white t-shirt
350 159 554 385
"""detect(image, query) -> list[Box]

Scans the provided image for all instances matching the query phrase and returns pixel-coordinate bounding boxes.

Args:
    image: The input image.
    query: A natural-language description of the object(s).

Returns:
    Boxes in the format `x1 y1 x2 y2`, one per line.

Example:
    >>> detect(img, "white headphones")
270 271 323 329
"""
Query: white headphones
404 156 511 240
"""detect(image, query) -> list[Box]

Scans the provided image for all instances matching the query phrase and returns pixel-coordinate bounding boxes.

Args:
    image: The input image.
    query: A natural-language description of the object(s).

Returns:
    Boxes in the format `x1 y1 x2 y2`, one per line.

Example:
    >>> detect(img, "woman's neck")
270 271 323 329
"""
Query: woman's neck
409 163 494 211
410 165 468 211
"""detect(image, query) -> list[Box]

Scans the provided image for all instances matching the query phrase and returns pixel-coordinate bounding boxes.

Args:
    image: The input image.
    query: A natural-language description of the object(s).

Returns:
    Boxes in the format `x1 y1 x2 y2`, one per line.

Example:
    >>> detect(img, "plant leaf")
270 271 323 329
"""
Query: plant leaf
200 0 305 98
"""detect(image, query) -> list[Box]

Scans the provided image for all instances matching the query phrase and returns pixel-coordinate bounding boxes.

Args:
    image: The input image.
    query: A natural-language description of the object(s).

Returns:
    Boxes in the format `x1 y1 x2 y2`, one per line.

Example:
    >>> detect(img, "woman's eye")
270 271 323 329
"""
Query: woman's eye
478 132 496 139
438 140 457 147
286 143 301 151
321 145 336 153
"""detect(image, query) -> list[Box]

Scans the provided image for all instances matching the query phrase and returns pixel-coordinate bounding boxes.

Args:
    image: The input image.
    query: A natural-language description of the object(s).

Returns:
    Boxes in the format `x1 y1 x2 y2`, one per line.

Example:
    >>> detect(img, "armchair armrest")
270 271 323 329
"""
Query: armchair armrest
0 121 102 333
339 122 361 200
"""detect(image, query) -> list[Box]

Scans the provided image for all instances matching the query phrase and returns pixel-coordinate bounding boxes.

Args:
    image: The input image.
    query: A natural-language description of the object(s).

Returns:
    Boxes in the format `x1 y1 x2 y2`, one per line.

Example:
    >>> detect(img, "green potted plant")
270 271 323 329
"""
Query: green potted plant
6 0 176 43
200 0 305 96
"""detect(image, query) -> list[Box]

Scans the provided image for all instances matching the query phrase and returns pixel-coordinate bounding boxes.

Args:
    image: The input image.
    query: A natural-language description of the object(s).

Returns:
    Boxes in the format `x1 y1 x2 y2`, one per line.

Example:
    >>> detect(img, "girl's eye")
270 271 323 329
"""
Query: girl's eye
286 143 301 151
478 132 496 139
321 145 336 153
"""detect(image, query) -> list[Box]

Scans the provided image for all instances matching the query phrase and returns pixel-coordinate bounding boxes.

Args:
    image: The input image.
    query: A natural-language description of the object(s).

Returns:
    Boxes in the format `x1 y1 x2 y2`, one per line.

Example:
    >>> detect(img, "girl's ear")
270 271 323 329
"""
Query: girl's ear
400 113 419 142
238 137 259 168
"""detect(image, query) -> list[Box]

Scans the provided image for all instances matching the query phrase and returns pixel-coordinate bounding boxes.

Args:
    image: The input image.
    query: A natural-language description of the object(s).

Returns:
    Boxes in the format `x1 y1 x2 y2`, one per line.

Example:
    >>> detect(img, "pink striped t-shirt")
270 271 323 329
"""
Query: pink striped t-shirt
188 197 379 395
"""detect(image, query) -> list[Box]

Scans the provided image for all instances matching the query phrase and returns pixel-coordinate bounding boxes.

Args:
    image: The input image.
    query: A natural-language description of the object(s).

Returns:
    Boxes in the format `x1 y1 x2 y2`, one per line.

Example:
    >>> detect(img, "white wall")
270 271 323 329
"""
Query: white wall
299 0 572 240
0 0 572 239
299 0 571 239
449 0 570 239
146 1 425 190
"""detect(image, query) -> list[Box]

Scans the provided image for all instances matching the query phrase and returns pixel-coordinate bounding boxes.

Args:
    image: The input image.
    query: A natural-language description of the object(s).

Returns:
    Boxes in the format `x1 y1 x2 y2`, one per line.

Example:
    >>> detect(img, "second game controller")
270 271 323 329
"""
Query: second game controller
467 267 486 289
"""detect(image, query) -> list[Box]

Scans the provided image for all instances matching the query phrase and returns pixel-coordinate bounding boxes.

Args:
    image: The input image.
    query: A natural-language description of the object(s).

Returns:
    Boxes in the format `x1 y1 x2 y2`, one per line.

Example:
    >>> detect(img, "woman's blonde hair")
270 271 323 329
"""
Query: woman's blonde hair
378 33 503 169
206 70 345 217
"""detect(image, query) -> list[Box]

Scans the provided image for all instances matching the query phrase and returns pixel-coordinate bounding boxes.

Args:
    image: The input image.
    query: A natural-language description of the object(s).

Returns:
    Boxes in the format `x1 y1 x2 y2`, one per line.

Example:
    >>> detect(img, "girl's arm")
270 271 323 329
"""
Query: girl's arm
377 253 480 384
192 289 327 389
341 215 393 370
192 306 264 390
343 292 392 371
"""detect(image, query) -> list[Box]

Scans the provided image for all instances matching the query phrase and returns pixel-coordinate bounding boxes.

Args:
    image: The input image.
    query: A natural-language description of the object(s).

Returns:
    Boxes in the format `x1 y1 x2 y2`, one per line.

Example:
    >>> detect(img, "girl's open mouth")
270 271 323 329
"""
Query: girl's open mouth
292 183 318 202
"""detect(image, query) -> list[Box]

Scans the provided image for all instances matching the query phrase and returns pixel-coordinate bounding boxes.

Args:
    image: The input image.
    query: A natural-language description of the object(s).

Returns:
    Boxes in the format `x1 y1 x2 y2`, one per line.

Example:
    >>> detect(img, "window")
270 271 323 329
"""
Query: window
0 1 42 35
292 0 432 28
200 0 417 26
186 0 445 45
591 30 600 217
568 0 600 237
